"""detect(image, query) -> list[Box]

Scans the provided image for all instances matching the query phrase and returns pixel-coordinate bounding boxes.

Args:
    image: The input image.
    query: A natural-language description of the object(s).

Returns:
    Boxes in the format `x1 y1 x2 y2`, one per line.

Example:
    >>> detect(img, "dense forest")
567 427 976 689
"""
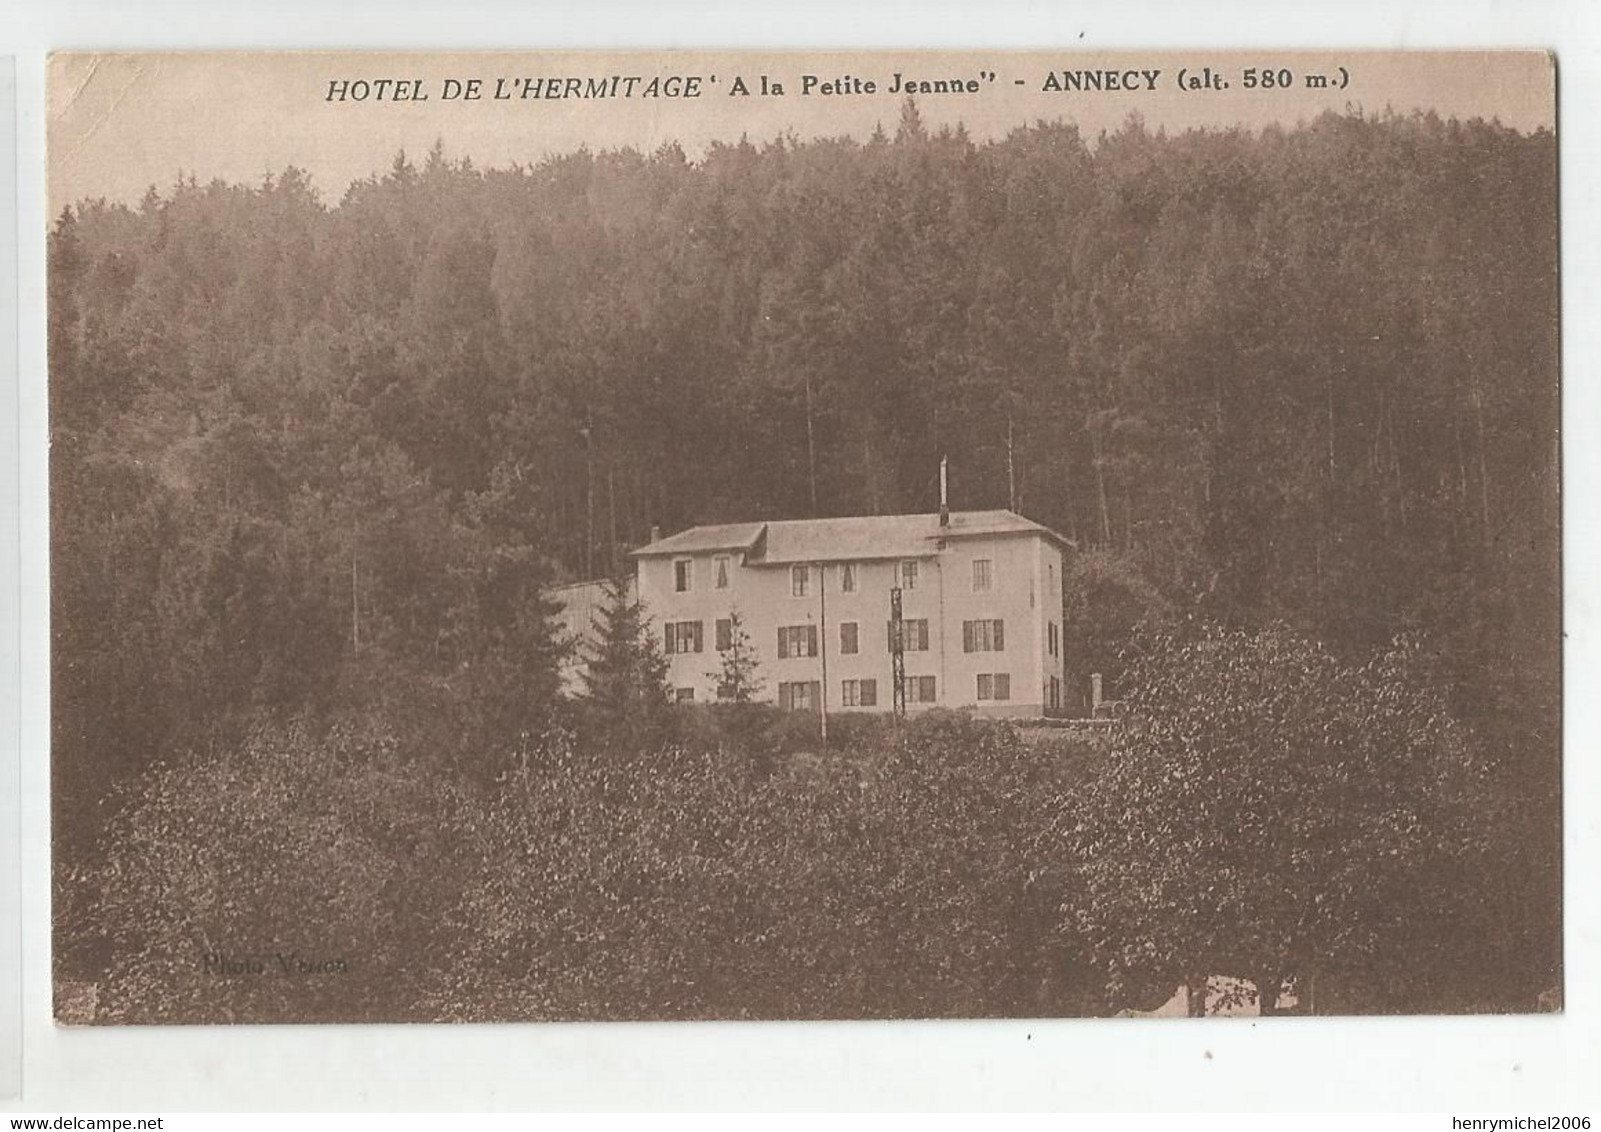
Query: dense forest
50 101 1560 1019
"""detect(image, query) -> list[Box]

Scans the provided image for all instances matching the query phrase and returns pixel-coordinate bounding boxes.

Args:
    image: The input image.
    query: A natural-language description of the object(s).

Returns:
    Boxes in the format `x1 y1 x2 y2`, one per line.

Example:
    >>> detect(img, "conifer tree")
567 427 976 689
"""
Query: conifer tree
579 574 673 750
708 608 764 703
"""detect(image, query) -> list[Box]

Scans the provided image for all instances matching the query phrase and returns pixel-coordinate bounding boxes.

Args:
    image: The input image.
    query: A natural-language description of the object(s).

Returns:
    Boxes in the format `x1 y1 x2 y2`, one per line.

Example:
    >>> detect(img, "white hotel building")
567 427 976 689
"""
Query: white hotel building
624 508 1071 718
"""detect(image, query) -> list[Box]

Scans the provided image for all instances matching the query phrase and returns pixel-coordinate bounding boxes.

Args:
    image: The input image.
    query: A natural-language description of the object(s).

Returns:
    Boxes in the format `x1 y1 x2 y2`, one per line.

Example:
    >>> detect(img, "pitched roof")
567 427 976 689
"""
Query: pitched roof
631 509 1071 563
629 521 765 558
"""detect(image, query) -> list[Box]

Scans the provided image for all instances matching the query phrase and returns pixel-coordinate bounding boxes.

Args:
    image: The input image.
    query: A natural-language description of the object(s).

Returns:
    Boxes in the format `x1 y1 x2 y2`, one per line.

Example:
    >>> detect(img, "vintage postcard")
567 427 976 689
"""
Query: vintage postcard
47 50 1559 1024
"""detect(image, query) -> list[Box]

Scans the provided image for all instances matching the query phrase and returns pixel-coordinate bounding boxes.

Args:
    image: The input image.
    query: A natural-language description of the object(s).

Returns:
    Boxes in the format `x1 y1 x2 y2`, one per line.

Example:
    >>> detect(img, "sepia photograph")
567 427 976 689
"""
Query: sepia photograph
46 49 1560 1027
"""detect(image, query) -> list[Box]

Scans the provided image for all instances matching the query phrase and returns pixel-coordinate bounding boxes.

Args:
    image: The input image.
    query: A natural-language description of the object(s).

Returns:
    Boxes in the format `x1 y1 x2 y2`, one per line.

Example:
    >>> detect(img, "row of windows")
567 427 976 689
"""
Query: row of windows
792 562 921 596
763 673 1001 708
676 555 737 593
674 557 999 595
777 677 936 705
791 561 922 596
680 673 1006 707
670 616 1010 659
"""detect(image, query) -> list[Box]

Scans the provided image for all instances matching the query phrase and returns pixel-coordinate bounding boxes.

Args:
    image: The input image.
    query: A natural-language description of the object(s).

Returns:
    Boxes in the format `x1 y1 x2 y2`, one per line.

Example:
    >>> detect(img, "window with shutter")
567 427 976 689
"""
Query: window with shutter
892 620 929 651
977 673 994 700
963 619 1004 652
692 622 704 653
664 621 701 654
840 622 858 654
860 679 877 707
716 619 732 652
779 680 816 711
995 673 1011 700
714 555 730 589
778 625 816 658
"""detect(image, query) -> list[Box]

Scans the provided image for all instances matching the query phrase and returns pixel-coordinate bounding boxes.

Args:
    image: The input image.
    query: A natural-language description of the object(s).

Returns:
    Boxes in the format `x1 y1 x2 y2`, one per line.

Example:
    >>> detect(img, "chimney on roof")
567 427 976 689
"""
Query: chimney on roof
939 456 949 528
649 524 661 544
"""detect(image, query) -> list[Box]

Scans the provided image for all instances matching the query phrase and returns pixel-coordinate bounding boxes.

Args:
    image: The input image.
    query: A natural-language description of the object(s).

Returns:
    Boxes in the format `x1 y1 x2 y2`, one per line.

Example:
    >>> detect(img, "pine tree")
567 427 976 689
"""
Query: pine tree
579 574 673 750
708 608 764 703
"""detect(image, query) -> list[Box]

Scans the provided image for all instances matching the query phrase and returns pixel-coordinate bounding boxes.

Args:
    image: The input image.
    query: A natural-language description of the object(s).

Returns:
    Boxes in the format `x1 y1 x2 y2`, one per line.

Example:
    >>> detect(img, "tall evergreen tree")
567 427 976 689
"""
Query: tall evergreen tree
579 574 673 750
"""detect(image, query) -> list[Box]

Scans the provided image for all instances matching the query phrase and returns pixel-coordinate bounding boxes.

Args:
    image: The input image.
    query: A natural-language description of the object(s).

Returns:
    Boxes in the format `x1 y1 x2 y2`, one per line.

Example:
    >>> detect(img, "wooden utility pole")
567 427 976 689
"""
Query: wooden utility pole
818 562 829 748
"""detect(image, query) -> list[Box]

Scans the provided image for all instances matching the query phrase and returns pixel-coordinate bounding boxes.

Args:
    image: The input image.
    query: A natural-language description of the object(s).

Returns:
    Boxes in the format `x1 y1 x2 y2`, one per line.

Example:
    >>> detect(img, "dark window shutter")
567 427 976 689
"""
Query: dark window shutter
693 622 704 653
861 679 877 707
777 628 787 660
807 625 818 656
996 673 1010 700
994 620 1005 651
963 621 974 653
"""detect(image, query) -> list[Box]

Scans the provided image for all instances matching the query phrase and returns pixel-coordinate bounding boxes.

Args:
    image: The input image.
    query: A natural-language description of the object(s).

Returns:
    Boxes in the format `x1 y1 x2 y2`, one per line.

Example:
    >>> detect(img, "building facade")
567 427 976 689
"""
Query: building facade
627 509 1070 718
